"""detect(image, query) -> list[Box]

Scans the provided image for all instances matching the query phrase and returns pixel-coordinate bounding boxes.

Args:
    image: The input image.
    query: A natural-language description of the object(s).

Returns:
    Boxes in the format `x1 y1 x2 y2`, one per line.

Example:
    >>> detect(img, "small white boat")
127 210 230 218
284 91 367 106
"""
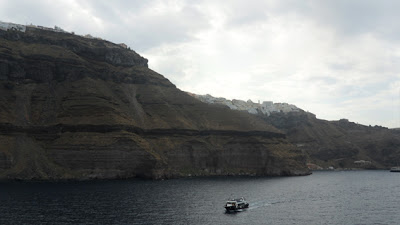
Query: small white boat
224 197 249 212
390 167 400 172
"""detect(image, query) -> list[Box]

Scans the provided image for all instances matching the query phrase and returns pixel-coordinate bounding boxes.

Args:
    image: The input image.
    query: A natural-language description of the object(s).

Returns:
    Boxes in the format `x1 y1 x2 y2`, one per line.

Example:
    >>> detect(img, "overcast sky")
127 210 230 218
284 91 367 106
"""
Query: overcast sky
1 0 399 128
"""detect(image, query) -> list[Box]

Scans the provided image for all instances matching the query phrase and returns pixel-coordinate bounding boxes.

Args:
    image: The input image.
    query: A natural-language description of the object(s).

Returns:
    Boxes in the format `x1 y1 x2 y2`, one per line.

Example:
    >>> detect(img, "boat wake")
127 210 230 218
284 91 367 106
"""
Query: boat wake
248 200 284 210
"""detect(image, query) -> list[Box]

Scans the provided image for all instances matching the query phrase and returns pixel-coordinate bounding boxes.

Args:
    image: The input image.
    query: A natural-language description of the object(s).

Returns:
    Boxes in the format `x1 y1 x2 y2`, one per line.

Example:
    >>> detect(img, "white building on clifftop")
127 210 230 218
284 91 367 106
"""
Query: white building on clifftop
0 21 26 32
189 93 302 116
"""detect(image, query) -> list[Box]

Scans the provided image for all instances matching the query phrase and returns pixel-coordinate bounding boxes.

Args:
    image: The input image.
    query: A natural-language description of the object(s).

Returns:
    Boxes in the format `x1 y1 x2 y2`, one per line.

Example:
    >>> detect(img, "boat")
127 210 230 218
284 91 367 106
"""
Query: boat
224 197 249 212
390 167 400 172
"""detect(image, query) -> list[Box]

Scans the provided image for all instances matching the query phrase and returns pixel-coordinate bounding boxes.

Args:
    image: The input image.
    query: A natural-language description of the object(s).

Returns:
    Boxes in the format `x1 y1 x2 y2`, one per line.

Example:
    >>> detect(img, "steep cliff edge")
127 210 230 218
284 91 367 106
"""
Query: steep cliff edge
0 25 310 180
192 94 400 170
265 113 400 169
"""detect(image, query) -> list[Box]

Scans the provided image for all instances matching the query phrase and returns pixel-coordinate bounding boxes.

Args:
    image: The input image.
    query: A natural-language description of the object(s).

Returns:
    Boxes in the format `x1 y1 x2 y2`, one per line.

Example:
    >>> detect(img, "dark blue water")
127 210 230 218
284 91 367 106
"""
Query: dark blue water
1 171 399 225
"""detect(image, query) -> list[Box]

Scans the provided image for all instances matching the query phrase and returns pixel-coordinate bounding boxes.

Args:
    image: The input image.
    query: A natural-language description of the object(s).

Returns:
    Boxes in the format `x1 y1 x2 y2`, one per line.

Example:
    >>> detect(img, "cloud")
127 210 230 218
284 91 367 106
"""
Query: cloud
1 0 399 127
79 0 211 51
271 0 400 40
144 1 400 127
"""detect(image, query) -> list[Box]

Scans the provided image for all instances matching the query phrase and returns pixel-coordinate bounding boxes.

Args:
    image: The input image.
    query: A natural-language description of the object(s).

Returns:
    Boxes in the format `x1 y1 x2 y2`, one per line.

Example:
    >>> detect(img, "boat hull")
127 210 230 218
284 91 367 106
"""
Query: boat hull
225 197 249 212
390 168 400 172
225 203 249 211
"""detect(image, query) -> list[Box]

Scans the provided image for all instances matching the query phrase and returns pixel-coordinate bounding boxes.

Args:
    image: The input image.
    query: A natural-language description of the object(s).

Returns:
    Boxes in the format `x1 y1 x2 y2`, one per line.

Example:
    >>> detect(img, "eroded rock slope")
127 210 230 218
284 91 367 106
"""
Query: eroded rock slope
0 26 309 179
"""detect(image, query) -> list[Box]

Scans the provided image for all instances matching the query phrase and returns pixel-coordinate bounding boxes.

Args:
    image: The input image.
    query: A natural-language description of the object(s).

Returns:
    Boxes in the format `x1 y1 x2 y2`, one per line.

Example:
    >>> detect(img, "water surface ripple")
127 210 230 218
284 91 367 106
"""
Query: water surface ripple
1 171 399 224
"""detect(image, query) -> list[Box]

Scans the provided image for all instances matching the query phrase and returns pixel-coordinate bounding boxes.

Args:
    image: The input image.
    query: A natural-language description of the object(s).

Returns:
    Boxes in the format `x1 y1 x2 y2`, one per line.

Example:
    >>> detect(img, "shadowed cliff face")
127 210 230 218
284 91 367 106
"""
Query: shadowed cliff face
191 93 400 170
264 112 400 169
0 27 310 180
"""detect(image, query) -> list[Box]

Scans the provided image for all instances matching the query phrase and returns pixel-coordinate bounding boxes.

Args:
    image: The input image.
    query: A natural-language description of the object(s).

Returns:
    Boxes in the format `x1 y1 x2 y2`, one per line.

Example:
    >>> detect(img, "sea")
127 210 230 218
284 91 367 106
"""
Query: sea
1 170 399 225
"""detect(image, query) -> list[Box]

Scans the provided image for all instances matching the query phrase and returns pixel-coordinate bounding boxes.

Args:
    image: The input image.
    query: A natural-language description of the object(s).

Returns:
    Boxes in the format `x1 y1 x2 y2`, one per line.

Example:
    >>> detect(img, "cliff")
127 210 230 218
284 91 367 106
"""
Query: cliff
193 94 400 170
265 113 400 169
0 24 310 180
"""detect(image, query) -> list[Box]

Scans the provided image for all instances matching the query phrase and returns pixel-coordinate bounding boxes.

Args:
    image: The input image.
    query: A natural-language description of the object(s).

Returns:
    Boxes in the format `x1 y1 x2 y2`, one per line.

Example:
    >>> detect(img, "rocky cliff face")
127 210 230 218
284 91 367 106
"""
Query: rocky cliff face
265 113 400 169
0 26 310 180
193 93 400 170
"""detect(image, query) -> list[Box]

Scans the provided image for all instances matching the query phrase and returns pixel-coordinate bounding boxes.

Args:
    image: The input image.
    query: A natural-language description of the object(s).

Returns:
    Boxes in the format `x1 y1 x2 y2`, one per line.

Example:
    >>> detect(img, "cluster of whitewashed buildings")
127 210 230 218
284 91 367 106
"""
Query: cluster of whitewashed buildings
0 21 72 34
0 20 130 49
0 21 26 32
190 93 302 116
1 21 95 39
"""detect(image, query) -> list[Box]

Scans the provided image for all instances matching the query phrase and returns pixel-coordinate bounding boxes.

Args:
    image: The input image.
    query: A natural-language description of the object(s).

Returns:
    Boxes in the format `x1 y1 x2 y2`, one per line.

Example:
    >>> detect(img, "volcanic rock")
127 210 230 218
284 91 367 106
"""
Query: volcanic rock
193 92 400 170
0 25 310 180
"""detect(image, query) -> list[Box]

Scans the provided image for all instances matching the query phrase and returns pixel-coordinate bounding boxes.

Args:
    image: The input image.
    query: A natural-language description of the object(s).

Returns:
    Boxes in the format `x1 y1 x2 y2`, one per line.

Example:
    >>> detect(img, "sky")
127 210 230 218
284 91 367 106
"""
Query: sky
1 0 399 128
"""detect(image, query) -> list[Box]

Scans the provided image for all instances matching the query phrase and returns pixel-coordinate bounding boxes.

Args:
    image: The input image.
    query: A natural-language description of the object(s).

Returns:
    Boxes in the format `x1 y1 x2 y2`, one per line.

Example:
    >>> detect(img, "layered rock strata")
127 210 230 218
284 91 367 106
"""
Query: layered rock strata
192 94 400 170
0 25 310 180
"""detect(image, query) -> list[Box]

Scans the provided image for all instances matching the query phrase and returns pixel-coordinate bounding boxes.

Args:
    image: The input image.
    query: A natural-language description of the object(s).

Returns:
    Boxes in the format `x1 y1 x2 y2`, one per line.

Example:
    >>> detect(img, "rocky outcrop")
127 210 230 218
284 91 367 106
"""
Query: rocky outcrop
263 112 400 169
191 94 400 170
0 24 310 180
